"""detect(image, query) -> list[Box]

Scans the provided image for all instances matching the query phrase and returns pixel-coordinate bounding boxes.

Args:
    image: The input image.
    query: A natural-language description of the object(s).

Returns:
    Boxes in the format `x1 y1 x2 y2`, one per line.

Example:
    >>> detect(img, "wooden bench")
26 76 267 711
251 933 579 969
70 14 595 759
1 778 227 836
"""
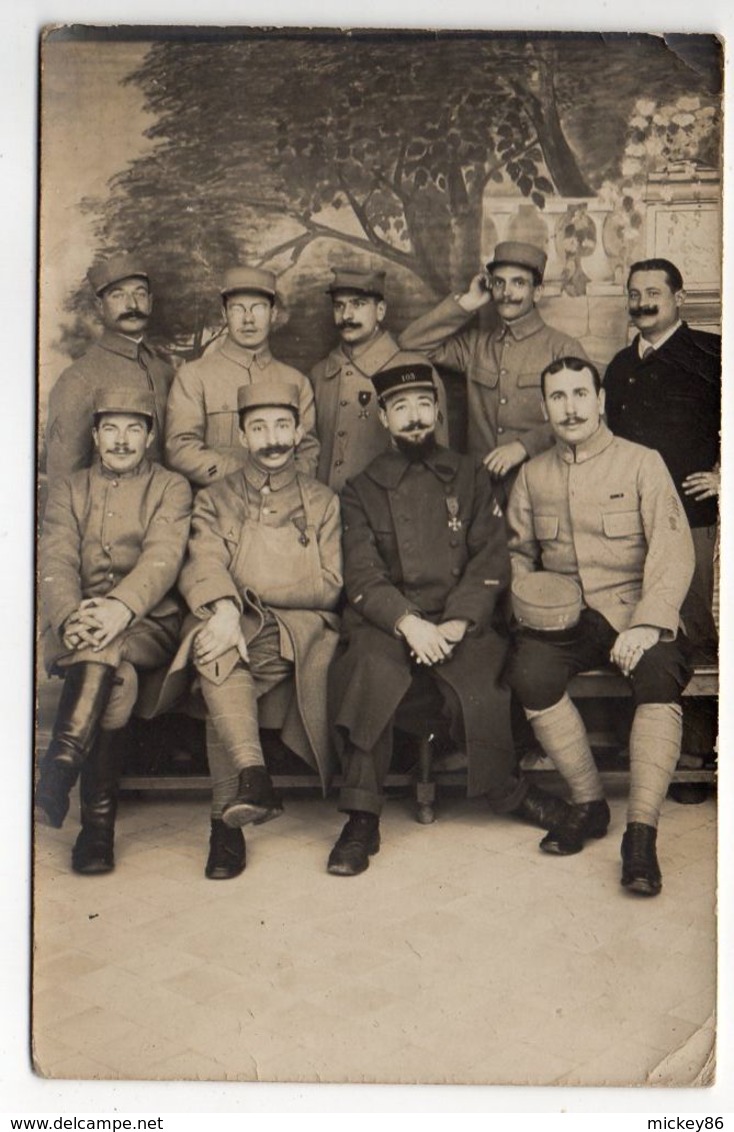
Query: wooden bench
113 664 718 825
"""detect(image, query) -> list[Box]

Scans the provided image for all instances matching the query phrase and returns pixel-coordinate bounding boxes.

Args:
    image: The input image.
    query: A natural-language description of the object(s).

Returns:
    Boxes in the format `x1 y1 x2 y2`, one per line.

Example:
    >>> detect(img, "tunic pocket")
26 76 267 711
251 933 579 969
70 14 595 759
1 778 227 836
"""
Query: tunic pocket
533 514 559 541
469 361 500 389
602 510 644 538
517 370 542 389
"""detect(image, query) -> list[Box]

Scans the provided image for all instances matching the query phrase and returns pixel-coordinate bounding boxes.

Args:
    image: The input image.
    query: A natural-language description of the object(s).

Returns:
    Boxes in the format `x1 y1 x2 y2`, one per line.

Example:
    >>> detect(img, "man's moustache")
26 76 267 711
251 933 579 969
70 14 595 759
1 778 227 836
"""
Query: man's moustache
338 321 362 330
108 448 133 455
258 444 292 457
561 418 586 426
630 306 659 317
400 422 426 433
117 311 146 321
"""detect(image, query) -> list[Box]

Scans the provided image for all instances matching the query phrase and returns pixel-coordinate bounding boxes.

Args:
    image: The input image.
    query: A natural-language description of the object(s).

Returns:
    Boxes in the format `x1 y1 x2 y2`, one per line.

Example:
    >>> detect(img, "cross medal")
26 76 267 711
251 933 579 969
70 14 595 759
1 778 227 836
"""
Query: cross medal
358 390 372 418
446 495 462 532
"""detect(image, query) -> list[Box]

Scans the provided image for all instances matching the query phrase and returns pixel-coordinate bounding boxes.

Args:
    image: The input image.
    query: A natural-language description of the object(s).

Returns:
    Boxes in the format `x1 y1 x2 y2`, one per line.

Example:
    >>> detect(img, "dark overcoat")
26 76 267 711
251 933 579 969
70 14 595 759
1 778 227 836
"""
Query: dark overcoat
330 443 514 797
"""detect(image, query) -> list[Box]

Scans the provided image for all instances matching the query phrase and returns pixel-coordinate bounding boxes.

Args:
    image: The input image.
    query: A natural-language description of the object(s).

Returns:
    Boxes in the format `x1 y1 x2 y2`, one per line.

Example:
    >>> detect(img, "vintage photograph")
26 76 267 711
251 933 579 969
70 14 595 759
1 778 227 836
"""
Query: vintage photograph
33 27 720 1088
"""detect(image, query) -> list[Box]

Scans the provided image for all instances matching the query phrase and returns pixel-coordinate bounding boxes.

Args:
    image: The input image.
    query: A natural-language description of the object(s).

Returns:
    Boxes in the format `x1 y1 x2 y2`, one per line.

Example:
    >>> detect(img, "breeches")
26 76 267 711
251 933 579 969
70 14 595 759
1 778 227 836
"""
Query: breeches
504 608 693 713
54 615 180 730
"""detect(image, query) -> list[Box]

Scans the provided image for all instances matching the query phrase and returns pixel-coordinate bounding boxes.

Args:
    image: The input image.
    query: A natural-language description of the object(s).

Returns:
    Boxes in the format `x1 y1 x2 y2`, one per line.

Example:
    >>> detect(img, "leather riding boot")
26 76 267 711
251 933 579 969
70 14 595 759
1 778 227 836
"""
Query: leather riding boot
327 811 380 876
35 663 117 829
72 729 125 876
621 822 662 897
206 819 246 880
540 799 611 856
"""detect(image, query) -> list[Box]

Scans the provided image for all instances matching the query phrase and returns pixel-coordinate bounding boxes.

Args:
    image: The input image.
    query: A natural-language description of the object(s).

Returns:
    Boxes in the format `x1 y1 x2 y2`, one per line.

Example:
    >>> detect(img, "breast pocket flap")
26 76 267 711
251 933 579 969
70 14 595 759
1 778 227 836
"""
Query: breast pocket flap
602 510 644 538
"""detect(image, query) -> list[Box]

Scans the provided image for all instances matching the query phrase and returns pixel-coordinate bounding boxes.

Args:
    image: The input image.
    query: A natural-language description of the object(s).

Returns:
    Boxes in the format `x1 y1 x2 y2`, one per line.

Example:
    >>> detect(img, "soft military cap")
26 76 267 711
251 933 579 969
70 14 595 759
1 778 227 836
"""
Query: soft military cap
88 253 149 296
237 381 300 415
511 572 582 632
327 269 386 299
486 240 547 279
92 386 156 422
221 267 277 299
372 363 436 402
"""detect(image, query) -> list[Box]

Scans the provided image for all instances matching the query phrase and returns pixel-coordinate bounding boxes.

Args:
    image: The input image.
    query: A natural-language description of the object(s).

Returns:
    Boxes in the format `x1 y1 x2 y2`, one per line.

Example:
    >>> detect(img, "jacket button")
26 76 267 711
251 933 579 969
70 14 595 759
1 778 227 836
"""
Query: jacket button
497 427 505 435
450 538 459 547
335 459 343 467
340 400 348 407
500 369 508 376
337 430 346 437
500 396 508 405
451 567 461 577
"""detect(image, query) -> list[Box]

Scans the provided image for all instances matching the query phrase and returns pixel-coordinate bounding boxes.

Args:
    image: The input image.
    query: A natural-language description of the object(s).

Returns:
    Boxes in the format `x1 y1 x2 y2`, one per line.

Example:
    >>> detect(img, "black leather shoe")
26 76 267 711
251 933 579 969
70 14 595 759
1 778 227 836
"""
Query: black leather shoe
72 827 115 875
327 813 380 876
206 819 246 879
540 799 610 855
621 822 662 896
222 766 284 828
511 784 573 831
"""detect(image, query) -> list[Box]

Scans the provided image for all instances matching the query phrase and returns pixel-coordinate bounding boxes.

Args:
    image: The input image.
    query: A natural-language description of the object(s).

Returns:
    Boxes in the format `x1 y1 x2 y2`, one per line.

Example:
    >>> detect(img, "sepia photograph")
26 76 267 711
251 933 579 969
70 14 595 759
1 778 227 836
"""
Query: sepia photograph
28 20 723 1100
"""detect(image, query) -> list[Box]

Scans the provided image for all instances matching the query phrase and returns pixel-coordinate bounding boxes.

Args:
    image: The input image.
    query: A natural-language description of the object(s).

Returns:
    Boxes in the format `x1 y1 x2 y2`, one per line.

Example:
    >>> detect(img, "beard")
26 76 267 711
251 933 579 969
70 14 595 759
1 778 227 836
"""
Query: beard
393 430 437 462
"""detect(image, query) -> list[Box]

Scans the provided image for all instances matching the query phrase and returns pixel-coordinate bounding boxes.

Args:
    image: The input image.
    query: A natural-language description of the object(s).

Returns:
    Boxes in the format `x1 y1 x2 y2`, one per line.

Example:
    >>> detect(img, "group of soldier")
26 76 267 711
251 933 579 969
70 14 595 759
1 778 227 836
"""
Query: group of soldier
36 237 720 899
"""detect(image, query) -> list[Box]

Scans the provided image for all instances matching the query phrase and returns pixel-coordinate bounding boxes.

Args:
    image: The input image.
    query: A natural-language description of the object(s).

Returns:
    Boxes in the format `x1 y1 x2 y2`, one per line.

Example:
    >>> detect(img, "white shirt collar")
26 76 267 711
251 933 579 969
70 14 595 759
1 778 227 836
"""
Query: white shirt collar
638 320 682 357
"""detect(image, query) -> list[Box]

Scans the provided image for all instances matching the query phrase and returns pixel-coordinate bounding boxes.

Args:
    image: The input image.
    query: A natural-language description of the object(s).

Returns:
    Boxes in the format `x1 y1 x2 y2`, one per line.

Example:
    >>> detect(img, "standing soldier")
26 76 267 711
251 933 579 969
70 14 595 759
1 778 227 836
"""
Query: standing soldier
36 388 192 874
604 258 720 655
165 267 319 486
399 241 586 498
46 253 172 479
311 268 448 490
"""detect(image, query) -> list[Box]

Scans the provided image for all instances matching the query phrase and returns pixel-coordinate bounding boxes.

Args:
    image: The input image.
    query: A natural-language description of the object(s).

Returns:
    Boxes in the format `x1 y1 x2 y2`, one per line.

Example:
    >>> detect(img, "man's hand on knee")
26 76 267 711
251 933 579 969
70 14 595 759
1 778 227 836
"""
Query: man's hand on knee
195 600 243 666
610 625 661 677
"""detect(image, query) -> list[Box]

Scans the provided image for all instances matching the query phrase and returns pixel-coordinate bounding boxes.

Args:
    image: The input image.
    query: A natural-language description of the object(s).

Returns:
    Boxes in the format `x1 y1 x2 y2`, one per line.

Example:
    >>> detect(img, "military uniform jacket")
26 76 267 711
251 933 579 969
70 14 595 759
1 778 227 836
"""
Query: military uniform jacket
341 444 509 635
165 337 320 486
507 424 695 638
161 458 342 787
310 330 449 490
40 458 192 662
399 297 586 459
45 332 173 480
603 323 721 529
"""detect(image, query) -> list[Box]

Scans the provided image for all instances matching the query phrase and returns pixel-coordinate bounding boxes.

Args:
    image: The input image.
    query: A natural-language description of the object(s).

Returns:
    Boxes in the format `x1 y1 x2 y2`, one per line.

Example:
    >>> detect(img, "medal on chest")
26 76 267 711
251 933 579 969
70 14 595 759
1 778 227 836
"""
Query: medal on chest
291 514 310 547
358 390 372 419
446 494 462 532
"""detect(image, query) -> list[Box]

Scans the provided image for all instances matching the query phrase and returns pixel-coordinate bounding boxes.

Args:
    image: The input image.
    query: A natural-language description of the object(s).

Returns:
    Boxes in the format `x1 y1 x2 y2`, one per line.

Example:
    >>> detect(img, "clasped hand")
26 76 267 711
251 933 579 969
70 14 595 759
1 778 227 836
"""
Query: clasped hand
399 615 469 667
62 597 132 652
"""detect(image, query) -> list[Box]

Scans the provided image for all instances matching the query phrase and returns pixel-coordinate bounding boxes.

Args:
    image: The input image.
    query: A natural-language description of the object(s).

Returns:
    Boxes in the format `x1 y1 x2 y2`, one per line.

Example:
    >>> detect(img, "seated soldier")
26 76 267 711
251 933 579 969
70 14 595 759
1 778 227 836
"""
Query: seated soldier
327 362 573 877
169 381 342 879
504 357 695 896
36 388 192 874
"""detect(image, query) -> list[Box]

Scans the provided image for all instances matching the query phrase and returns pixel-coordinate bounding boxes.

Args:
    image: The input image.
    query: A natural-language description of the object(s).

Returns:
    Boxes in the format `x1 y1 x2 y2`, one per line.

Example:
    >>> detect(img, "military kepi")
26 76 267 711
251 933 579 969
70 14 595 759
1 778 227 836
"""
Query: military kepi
221 267 277 299
486 240 547 279
93 386 156 421
511 572 582 632
88 253 149 296
372 363 436 402
327 269 386 299
238 381 300 415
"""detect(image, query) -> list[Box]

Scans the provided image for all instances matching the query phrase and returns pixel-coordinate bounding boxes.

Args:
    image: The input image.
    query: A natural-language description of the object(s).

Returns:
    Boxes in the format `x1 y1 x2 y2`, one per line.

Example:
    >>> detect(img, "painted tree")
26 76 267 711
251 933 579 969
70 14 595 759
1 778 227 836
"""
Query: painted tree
68 31 721 355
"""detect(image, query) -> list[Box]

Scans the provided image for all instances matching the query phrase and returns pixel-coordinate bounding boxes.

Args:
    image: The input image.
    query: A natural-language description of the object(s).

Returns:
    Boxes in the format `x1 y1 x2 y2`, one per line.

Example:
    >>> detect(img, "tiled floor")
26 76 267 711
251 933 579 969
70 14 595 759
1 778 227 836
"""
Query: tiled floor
32 782 717 1088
